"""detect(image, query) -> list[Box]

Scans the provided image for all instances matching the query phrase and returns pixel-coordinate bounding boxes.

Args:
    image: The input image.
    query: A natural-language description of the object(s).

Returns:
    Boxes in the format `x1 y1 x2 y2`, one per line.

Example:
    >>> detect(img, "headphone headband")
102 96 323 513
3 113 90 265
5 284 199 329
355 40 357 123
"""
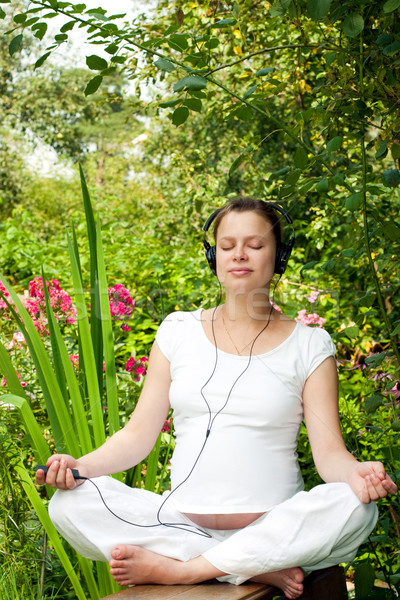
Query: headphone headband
202 201 295 276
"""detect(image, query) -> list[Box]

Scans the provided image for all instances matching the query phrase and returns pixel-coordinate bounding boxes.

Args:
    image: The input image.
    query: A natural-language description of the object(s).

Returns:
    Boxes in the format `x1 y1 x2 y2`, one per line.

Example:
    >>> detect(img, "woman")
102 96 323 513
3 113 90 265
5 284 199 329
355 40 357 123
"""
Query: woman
36 198 397 600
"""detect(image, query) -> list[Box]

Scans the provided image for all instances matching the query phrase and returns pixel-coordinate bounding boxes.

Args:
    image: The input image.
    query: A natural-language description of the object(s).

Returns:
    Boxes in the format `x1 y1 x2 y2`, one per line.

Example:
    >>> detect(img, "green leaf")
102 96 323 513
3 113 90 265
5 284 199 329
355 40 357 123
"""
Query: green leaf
243 85 258 99
211 18 237 28
168 33 188 51
110 56 126 64
354 562 375 599
32 22 47 40
307 0 332 20
316 178 329 193
294 146 309 170
60 20 75 32
365 394 384 414
86 9 109 20
84 75 103 95
86 54 108 70
383 169 400 187
327 136 343 152
270 0 291 17
235 106 254 121
159 99 181 108
342 13 364 38
382 221 400 241
154 58 176 72
13 12 26 23
173 75 207 92
391 143 400 159
184 98 202 112
340 326 359 340
345 192 363 211
375 140 388 158
105 42 118 54
205 37 219 49
383 0 400 12
255 67 274 76
0 7 5 18
383 41 400 56
172 106 189 126
365 352 386 367
34 51 51 69
9 33 22 56
55 33 68 42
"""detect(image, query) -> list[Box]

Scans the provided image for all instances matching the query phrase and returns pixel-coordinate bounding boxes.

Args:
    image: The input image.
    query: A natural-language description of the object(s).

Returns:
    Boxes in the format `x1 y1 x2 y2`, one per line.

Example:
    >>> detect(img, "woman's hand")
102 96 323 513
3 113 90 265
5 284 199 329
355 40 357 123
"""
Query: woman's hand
35 455 86 490
348 461 397 503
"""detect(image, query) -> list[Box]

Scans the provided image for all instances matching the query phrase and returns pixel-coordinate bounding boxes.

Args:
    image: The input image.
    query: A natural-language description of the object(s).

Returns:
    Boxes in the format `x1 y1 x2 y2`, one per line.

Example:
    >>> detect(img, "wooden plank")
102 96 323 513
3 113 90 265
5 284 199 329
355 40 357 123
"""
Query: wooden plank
100 582 277 600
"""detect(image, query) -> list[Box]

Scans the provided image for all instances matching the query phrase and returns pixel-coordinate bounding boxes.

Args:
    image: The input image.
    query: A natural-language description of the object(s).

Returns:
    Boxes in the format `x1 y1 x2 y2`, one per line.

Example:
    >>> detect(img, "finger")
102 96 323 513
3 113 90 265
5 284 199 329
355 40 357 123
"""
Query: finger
35 468 46 485
381 477 398 495
365 474 386 500
369 462 386 480
45 459 60 488
65 468 77 490
56 458 68 488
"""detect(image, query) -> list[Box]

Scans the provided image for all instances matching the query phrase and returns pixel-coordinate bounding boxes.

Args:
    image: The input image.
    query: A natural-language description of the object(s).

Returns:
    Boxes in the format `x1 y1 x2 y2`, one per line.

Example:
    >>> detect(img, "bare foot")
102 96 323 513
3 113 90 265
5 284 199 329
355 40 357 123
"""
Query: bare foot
109 545 184 586
109 545 222 586
251 567 304 599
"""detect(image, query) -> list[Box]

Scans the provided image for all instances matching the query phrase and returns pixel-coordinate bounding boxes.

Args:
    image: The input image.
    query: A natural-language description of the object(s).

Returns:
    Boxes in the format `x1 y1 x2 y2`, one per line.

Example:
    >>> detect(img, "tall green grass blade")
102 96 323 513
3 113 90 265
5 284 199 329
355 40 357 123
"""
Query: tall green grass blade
96 221 119 436
77 556 100 600
144 433 162 491
71 221 90 410
71 222 83 283
40 274 93 455
42 267 68 405
66 232 106 447
14 461 89 600
0 341 28 398
96 561 120 597
79 165 104 397
1 394 50 464
0 276 79 456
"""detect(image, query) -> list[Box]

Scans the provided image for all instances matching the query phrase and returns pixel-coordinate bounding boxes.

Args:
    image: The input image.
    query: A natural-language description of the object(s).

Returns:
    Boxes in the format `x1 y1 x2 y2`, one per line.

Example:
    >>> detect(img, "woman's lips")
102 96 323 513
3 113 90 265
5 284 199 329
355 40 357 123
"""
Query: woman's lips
229 268 252 276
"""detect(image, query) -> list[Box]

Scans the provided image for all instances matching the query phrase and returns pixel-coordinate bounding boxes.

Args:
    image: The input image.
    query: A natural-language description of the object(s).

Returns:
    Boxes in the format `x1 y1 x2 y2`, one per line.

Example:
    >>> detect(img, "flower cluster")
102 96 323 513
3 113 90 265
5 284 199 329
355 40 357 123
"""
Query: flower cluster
126 356 148 382
1 372 27 388
296 309 326 328
0 282 10 313
306 290 320 304
23 277 77 335
108 284 134 331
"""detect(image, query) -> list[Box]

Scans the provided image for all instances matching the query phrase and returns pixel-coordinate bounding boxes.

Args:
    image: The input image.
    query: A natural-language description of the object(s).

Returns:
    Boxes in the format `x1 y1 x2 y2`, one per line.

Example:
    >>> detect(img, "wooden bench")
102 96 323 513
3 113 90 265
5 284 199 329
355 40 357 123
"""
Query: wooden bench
100 565 348 600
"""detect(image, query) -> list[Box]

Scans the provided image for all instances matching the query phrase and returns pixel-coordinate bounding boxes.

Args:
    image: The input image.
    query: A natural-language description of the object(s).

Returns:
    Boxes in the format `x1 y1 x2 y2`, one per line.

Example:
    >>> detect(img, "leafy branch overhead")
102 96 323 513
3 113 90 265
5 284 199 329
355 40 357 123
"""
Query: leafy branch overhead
1 0 400 361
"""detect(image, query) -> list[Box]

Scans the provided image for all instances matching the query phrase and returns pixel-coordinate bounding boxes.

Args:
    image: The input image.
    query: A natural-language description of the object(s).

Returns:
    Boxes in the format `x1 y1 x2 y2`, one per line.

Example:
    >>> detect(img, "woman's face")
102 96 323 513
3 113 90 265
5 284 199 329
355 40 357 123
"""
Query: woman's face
215 210 277 292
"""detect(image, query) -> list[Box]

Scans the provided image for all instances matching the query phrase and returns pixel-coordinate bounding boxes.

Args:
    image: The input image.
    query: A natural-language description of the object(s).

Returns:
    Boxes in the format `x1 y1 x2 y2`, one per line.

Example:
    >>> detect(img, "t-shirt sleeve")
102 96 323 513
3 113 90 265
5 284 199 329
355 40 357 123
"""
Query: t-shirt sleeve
305 327 336 379
154 311 181 361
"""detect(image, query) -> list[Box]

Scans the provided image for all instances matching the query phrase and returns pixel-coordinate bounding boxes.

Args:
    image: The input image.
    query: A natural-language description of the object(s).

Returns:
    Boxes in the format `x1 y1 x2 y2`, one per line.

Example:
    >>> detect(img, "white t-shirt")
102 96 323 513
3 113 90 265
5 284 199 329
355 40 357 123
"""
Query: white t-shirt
155 309 336 514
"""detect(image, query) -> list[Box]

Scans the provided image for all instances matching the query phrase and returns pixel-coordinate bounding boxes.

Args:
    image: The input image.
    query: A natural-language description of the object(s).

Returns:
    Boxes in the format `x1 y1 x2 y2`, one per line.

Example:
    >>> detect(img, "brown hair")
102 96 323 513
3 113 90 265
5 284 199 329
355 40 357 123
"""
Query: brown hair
213 197 282 248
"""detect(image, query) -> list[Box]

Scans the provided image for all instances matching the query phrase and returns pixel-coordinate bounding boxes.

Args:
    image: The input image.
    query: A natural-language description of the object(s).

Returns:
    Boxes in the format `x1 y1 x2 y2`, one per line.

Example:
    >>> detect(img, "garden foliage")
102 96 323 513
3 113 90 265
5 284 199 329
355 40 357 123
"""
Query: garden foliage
0 0 399 598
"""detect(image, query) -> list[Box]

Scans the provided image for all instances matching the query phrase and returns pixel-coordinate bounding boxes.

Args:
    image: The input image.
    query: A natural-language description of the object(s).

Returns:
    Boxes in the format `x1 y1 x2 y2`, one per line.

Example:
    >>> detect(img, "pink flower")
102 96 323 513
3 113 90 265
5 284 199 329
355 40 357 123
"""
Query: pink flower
306 290 320 304
69 354 79 370
23 277 77 335
296 309 326 328
0 282 10 311
108 285 134 331
126 356 148 381
1 372 27 387
162 418 171 433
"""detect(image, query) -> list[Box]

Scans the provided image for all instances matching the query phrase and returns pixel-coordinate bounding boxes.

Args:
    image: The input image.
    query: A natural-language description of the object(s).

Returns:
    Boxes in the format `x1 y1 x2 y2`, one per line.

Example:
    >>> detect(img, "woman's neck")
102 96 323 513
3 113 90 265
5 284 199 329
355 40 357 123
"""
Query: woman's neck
222 289 273 323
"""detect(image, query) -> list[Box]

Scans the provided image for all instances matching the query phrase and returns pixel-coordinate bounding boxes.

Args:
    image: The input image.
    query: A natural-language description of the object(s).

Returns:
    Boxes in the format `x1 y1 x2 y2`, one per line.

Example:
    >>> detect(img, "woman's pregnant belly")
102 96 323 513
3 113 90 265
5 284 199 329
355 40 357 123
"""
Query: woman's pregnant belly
184 512 265 530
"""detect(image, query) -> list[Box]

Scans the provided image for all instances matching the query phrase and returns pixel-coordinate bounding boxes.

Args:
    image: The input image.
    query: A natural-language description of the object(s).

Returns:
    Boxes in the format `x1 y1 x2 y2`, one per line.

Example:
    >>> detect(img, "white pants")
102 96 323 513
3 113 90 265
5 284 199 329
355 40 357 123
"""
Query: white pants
49 476 378 585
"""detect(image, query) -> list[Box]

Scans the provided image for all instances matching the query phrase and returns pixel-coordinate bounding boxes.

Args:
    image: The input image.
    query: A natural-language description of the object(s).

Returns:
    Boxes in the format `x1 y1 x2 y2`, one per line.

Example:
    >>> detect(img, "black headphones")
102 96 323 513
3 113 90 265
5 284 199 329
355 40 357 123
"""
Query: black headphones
203 202 295 276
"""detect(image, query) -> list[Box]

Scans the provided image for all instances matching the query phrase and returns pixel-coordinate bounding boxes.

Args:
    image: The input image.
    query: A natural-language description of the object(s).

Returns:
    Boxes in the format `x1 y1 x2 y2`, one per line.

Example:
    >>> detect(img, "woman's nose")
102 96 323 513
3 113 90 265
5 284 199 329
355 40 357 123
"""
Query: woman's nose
233 246 247 260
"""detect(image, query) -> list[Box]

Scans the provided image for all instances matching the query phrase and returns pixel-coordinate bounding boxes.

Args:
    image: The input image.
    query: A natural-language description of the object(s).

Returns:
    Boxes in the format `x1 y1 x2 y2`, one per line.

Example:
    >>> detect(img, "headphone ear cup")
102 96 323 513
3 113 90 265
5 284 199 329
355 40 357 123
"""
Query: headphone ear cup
205 245 217 276
274 238 294 274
